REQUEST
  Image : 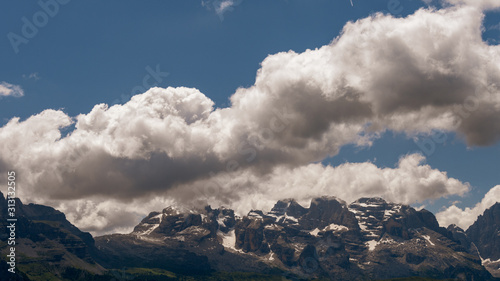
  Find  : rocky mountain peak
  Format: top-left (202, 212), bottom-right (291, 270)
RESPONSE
top-left (269, 198), bottom-right (307, 218)
top-left (447, 224), bottom-right (472, 255)
top-left (310, 195), bottom-right (346, 206)
top-left (162, 206), bottom-right (181, 216)
top-left (463, 202), bottom-right (500, 278)
top-left (0, 195), bottom-right (100, 279)
top-left (467, 202), bottom-right (500, 261)
top-left (353, 197), bottom-right (387, 205)
top-left (300, 196), bottom-right (356, 231)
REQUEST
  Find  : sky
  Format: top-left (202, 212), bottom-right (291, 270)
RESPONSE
top-left (0, 0), bottom-right (499, 235)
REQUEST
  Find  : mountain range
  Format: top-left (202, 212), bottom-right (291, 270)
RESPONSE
top-left (0, 191), bottom-right (499, 280)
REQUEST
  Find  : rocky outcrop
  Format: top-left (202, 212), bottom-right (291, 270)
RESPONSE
top-left (467, 203), bottom-right (500, 261)
top-left (466, 202), bottom-right (500, 278)
top-left (0, 192), bottom-right (104, 280)
top-left (301, 196), bottom-right (358, 230)
top-left (448, 224), bottom-right (473, 253)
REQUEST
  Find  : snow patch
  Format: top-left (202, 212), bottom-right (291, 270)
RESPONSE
top-left (383, 205), bottom-right (402, 221)
top-left (217, 217), bottom-right (226, 228)
top-left (353, 203), bottom-right (382, 208)
top-left (141, 224), bottom-right (159, 236)
top-left (482, 258), bottom-right (500, 264)
top-left (267, 251), bottom-right (275, 261)
top-left (379, 237), bottom-right (396, 244)
top-left (265, 224), bottom-right (282, 230)
top-left (325, 223), bottom-right (348, 232)
top-left (422, 235), bottom-right (435, 246)
top-left (218, 230), bottom-right (244, 253)
top-left (163, 206), bottom-right (180, 215)
top-left (137, 235), bottom-right (162, 243)
top-left (308, 223), bottom-right (348, 236)
top-left (309, 228), bottom-right (321, 236)
top-left (358, 220), bottom-right (368, 231)
top-left (248, 211), bottom-right (263, 219)
top-left (153, 213), bottom-right (163, 223)
top-left (366, 240), bottom-right (378, 251)
top-left (285, 214), bottom-right (298, 223)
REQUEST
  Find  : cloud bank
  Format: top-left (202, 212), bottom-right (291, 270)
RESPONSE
top-left (443, 0), bottom-right (500, 10)
top-left (168, 153), bottom-right (470, 214)
top-left (52, 153), bottom-right (470, 236)
top-left (0, 5), bottom-right (499, 233)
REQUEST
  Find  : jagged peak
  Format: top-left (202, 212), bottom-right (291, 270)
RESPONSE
top-left (247, 209), bottom-right (265, 218)
top-left (350, 197), bottom-right (388, 206)
top-left (310, 196), bottom-right (347, 206)
top-left (162, 206), bottom-right (181, 216)
top-left (269, 198), bottom-right (305, 214)
top-left (447, 224), bottom-right (465, 233)
top-left (488, 202), bottom-right (500, 210)
top-left (142, 211), bottom-right (162, 221)
top-left (216, 205), bottom-right (231, 211)
top-left (276, 198), bottom-right (296, 204)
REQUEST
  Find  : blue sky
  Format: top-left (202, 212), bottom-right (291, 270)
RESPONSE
top-left (1, 0), bottom-right (435, 118)
top-left (1, 0), bottom-right (500, 234)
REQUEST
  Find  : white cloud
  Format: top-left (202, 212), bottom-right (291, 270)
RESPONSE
top-left (436, 185), bottom-right (500, 229)
top-left (0, 5), bottom-right (499, 234)
top-left (0, 82), bottom-right (24, 98)
top-left (202, 0), bottom-right (242, 18)
top-left (169, 153), bottom-right (470, 218)
top-left (55, 196), bottom-right (178, 236)
top-left (443, 0), bottom-right (500, 10)
top-left (53, 153), bottom-right (470, 235)
top-left (216, 0), bottom-right (236, 14)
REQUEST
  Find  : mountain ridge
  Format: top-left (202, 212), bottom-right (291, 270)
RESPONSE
top-left (95, 196), bottom-right (495, 280)
top-left (1, 191), bottom-right (498, 280)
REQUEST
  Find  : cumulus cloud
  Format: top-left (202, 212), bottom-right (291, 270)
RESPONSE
top-left (168, 153), bottom-right (470, 216)
top-left (52, 153), bottom-right (469, 235)
top-left (0, 82), bottom-right (24, 98)
top-left (0, 5), bottom-right (499, 233)
top-left (436, 185), bottom-right (500, 229)
top-left (55, 196), bottom-right (178, 236)
top-left (443, 0), bottom-right (500, 10)
top-left (232, 6), bottom-right (500, 146)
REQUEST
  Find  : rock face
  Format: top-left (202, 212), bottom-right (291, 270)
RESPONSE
top-left (467, 203), bottom-right (500, 260)
top-left (95, 196), bottom-right (494, 280)
top-left (448, 224), bottom-right (472, 252)
top-left (466, 202), bottom-right (500, 278)
top-left (0, 192), bottom-right (104, 280)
